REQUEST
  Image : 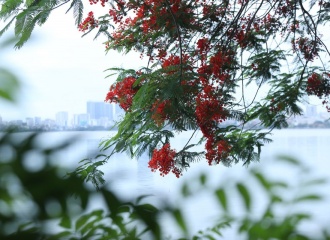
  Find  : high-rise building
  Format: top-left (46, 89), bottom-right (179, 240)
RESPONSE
top-left (303, 96), bottom-right (317, 117)
top-left (306, 105), bottom-right (317, 117)
top-left (113, 103), bottom-right (125, 121)
top-left (26, 117), bottom-right (34, 127)
top-left (73, 114), bottom-right (89, 127)
top-left (43, 119), bottom-right (56, 128)
top-left (87, 101), bottom-right (113, 121)
top-left (56, 111), bottom-right (69, 127)
top-left (34, 117), bottom-right (41, 126)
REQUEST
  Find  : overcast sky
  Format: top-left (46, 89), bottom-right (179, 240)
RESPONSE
top-left (0, 6), bottom-right (147, 121)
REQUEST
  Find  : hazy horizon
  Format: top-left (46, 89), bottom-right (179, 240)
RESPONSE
top-left (0, 7), bottom-right (147, 121)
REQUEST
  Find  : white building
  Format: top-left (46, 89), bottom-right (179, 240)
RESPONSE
top-left (56, 111), bottom-right (69, 127)
top-left (26, 117), bottom-right (34, 127)
top-left (73, 114), bottom-right (89, 127)
top-left (305, 105), bottom-right (317, 117)
top-left (113, 103), bottom-right (125, 121)
top-left (34, 117), bottom-right (42, 126)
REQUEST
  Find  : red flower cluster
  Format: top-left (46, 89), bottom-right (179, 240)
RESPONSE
top-left (306, 72), bottom-right (330, 112)
top-left (205, 137), bottom-right (230, 165)
top-left (148, 143), bottom-right (181, 177)
top-left (275, 0), bottom-right (295, 17)
top-left (162, 54), bottom-right (181, 68)
top-left (195, 84), bottom-right (230, 164)
top-left (151, 100), bottom-right (170, 126)
top-left (197, 50), bottom-right (233, 86)
top-left (197, 38), bottom-right (210, 54)
top-left (105, 76), bottom-right (138, 111)
top-left (162, 54), bottom-right (189, 70)
top-left (292, 37), bottom-right (319, 61)
top-left (262, 14), bottom-right (281, 32)
top-left (78, 12), bottom-right (98, 32)
top-left (209, 51), bottom-right (232, 82)
top-left (196, 91), bottom-right (225, 137)
top-left (306, 73), bottom-right (330, 97)
top-left (234, 29), bottom-right (248, 48)
top-left (85, 0), bottom-right (329, 176)
top-left (307, 73), bottom-right (323, 97)
top-left (269, 98), bottom-right (285, 113)
top-left (89, 0), bottom-right (107, 7)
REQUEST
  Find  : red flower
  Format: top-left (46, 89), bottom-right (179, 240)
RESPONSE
top-left (306, 72), bottom-right (330, 112)
top-left (292, 37), bottom-right (319, 61)
top-left (78, 12), bottom-right (98, 32)
top-left (195, 84), bottom-right (227, 137)
top-left (162, 55), bottom-right (181, 68)
top-left (148, 143), bottom-right (180, 177)
top-left (197, 38), bottom-right (209, 53)
top-left (105, 76), bottom-right (139, 111)
top-left (161, 54), bottom-right (190, 75)
top-left (205, 137), bottom-right (230, 165)
top-left (306, 73), bottom-right (330, 97)
top-left (151, 100), bottom-right (170, 126)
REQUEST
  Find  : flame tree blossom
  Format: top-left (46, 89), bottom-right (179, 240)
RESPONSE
top-left (2, 0), bottom-right (329, 177)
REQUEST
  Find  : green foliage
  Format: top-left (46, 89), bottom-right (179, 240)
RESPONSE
top-left (0, 0), bottom-right (81, 48)
top-left (1, 0), bottom-right (330, 176)
top-left (1, 6), bottom-right (330, 238)
top-left (1, 129), bottom-right (330, 239)
top-left (0, 67), bottom-right (19, 101)
top-left (245, 50), bottom-right (286, 84)
top-left (72, 155), bottom-right (108, 190)
top-left (0, 38), bottom-right (20, 102)
top-left (65, 0), bottom-right (84, 26)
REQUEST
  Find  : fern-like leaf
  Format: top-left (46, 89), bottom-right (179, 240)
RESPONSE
top-left (0, 15), bottom-right (16, 37)
top-left (14, 11), bottom-right (37, 49)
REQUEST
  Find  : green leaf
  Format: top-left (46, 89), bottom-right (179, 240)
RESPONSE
top-left (35, 10), bottom-right (50, 26)
top-left (303, 178), bottom-right (328, 187)
top-left (215, 188), bottom-right (228, 212)
top-left (59, 215), bottom-right (72, 229)
top-left (293, 194), bottom-right (322, 203)
top-left (14, 11), bottom-right (37, 49)
top-left (181, 183), bottom-right (191, 197)
top-left (117, 205), bottom-right (131, 214)
top-left (0, 0), bottom-right (23, 19)
top-left (72, 0), bottom-right (84, 26)
top-left (252, 171), bottom-right (271, 191)
top-left (236, 183), bottom-right (251, 212)
top-left (199, 173), bottom-right (207, 185)
top-left (14, 10), bottom-right (27, 35)
top-left (51, 231), bottom-right (72, 239)
top-left (75, 214), bottom-right (90, 231)
top-left (271, 181), bottom-right (288, 189)
top-left (135, 194), bottom-right (153, 204)
top-left (0, 67), bottom-right (20, 102)
top-left (172, 209), bottom-right (188, 236)
top-left (0, 16), bottom-right (16, 37)
top-left (270, 194), bottom-right (283, 203)
top-left (276, 155), bottom-right (301, 166)
top-left (80, 216), bottom-right (103, 236)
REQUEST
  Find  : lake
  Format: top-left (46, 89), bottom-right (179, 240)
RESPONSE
top-left (20, 129), bottom-right (330, 238)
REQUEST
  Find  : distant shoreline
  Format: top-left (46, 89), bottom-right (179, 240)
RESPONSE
top-left (1, 125), bottom-right (330, 133)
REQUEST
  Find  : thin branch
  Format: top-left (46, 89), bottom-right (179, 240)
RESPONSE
top-left (164, 0), bottom-right (183, 82)
top-left (50, 0), bottom-right (70, 11)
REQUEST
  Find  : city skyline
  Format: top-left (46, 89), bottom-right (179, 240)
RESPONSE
top-left (0, 101), bottom-right (124, 126)
top-left (1, 11), bottom-right (328, 125)
top-left (0, 7), bottom-right (148, 122)
top-left (1, 100), bottom-right (328, 129)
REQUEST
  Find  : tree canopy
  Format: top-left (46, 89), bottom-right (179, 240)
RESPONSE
top-left (1, 0), bottom-right (330, 178)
